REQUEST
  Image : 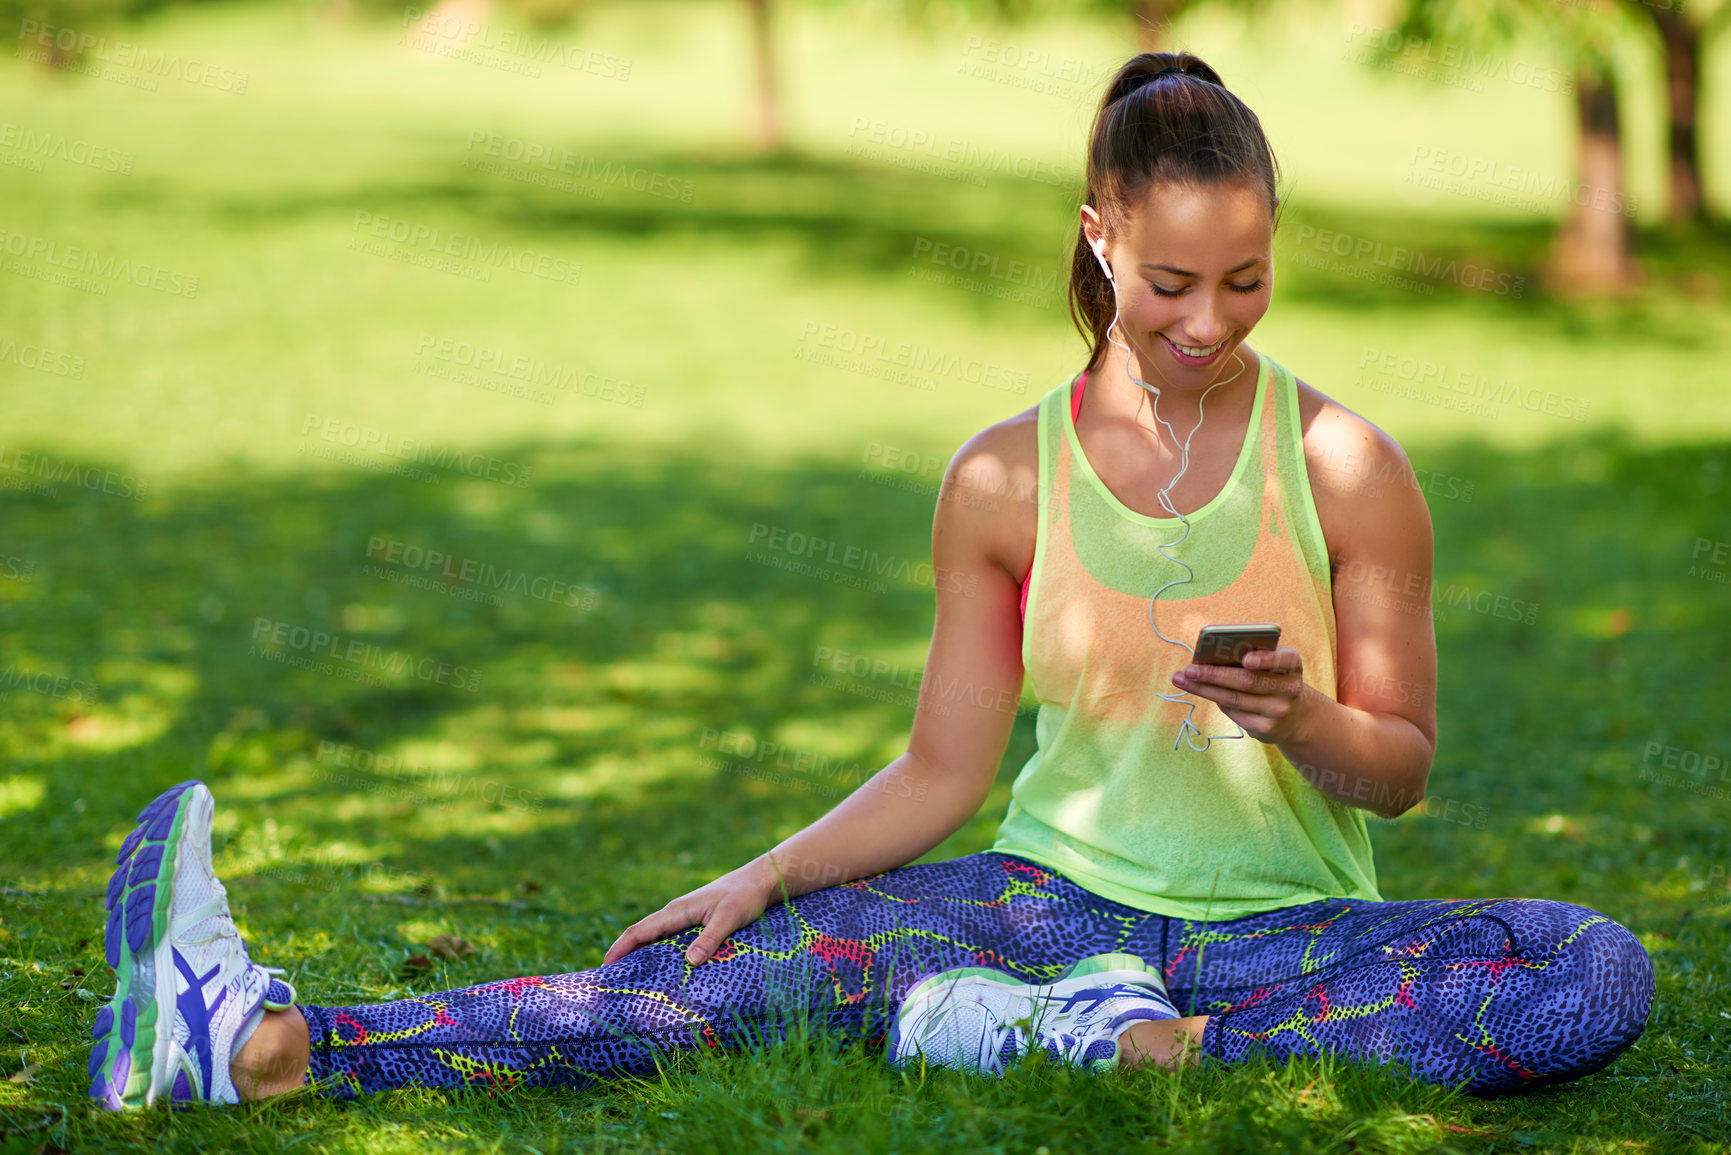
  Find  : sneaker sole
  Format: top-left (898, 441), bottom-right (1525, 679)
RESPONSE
top-left (886, 952), bottom-right (1168, 1065)
top-left (89, 780), bottom-right (207, 1110)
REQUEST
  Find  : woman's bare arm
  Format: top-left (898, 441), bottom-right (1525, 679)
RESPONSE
top-left (1168, 393), bottom-right (1439, 819)
top-left (605, 415), bottom-right (1039, 964)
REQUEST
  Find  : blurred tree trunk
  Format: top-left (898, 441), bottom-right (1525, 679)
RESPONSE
top-left (745, 0), bottom-right (784, 152)
top-left (1648, 6), bottom-right (1702, 222)
top-left (1550, 68), bottom-right (1637, 291)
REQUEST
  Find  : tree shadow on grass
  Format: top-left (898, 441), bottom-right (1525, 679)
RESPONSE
top-left (82, 144), bottom-right (1731, 340)
top-left (2, 425), bottom-right (1728, 1150)
top-left (0, 421), bottom-right (1722, 909)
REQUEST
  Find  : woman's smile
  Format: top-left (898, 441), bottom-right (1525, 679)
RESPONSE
top-left (1160, 331), bottom-right (1232, 367)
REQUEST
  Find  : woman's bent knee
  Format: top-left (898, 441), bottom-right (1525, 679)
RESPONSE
top-left (1490, 903), bottom-right (1654, 1093)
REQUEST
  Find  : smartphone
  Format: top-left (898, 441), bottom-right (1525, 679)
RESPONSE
top-left (1191, 623), bottom-right (1281, 667)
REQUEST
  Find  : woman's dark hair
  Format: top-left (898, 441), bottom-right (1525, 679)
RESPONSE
top-left (1067, 52), bottom-right (1281, 371)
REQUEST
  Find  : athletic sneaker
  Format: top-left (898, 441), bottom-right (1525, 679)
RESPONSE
top-left (89, 780), bottom-right (298, 1109)
top-left (886, 952), bottom-right (1178, 1076)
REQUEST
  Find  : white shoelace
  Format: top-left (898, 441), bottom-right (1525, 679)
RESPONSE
top-left (172, 899), bottom-right (288, 985)
top-left (978, 1015), bottom-right (1021, 1077)
top-left (973, 995), bottom-right (1117, 1074)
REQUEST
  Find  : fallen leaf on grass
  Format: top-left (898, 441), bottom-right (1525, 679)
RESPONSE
top-left (427, 934), bottom-right (477, 960)
top-left (401, 955), bottom-right (434, 974)
top-left (8, 1063), bottom-right (40, 1084)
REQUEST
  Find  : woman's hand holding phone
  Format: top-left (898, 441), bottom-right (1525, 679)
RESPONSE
top-left (1172, 625), bottom-right (1313, 744)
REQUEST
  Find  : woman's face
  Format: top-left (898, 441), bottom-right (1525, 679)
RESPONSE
top-left (1084, 180), bottom-right (1274, 387)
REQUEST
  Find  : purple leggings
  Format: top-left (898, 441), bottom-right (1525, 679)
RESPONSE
top-left (299, 852), bottom-right (1653, 1098)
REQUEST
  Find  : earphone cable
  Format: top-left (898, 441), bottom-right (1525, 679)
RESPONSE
top-left (1101, 310), bottom-right (1249, 752)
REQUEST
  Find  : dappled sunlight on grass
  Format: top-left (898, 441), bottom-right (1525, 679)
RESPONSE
top-left (0, 775), bottom-right (46, 820)
top-left (3, 367), bottom-right (1727, 1153)
top-left (1, 2), bottom-right (1727, 1149)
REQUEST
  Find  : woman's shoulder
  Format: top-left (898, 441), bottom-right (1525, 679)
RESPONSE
top-left (1282, 364), bottom-right (1432, 570)
top-left (948, 398), bottom-right (1042, 494)
top-left (1286, 366), bottom-right (1419, 501)
top-left (932, 397), bottom-right (1044, 583)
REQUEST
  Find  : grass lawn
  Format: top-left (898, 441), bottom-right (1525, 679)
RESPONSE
top-left (1, 1), bottom-right (1729, 1151)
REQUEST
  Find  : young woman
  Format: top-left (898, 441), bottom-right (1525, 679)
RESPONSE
top-left (88, 51), bottom-right (1654, 1110)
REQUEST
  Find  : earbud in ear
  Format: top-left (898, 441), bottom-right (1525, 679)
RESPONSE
top-left (1092, 243), bottom-right (1114, 282)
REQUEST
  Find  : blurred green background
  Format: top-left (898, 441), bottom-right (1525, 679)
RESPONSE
top-left (1, 0), bottom-right (1729, 1151)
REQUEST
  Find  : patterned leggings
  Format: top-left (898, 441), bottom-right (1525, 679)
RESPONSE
top-left (299, 853), bottom-right (1654, 1098)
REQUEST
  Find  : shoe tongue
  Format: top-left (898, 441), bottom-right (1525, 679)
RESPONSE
top-left (996, 1031), bottom-right (1022, 1069)
top-left (262, 977), bottom-right (297, 1010)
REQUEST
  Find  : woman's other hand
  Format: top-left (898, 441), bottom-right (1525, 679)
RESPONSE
top-left (603, 859), bottom-right (778, 967)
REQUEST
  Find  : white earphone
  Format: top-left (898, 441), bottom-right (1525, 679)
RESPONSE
top-left (1087, 230), bottom-right (1248, 754)
top-left (1091, 239), bottom-right (1114, 282)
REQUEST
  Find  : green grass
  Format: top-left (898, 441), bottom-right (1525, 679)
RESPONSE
top-left (1, 1), bottom-right (1729, 1152)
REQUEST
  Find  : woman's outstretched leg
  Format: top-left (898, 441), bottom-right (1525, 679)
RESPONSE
top-left (289, 854), bottom-right (1160, 1097)
top-left (92, 779), bottom-right (1175, 1105)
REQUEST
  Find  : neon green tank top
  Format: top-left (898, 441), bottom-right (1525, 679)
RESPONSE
top-left (990, 353), bottom-right (1382, 920)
